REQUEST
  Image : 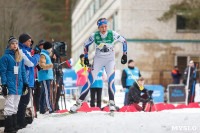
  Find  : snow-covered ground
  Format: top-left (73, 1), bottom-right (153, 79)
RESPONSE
top-left (1, 90), bottom-right (200, 133)
top-left (16, 108), bottom-right (200, 133)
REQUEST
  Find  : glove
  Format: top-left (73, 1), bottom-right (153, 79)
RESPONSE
top-left (23, 84), bottom-right (29, 95)
top-left (121, 54), bottom-right (127, 64)
top-left (1, 85), bottom-right (8, 98)
top-left (84, 57), bottom-right (89, 66)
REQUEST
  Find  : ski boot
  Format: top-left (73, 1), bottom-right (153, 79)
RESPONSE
top-left (70, 99), bottom-right (83, 113)
top-left (109, 100), bottom-right (116, 116)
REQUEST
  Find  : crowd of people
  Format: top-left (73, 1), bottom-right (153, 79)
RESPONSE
top-left (0, 17), bottom-right (198, 133)
top-left (0, 34), bottom-right (65, 132)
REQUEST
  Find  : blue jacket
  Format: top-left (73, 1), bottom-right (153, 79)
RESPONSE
top-left (19, 43), bottom-right (40, 87)
top-left (90, 68), bottom-right (104, 88)
top-left (37, 49), bottom-right (54, 81)
top-left (0, 49), bottom-right (28, 95)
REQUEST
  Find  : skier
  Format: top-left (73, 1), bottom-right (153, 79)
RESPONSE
top-left (127, 77), bottom-right (153, 111)
top-left (70, 18), bottom-right (127, 112)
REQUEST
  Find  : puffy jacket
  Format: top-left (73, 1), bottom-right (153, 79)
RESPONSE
top-left (0, 49), bottom-right (28, 95)
top-left (75, 59), bottom-right (88, 86)
top-left (18, 43), bottom-right (40, 87)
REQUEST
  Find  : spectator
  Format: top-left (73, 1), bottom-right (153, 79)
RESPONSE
top-left (183, 60), bottom-right (197, 104)
top-left (75, 54), bottom-right (88, 97)
top-left (33, 40), bottom-right (45, 112)
top-left (171, 66), bottom-right (182, 84)
top-left (121, 59), bottom-right (141, 106)
top-left (127, 77), bottom-right (153, 111)
top-left (17, 33), bottom-right (40, 129)
top-left (0, 36), bottom-right (28, 132)
top-left (38, 42), bottom-right (54, 114)
top-left (90, 67), bottom-right (104, 108)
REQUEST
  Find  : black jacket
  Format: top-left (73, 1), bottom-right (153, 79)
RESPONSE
top-left (183, 66), bottom-right (195, 85)
top-left (127, 82), bottom-right (149, 105)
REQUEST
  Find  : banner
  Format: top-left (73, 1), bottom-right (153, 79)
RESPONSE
top-left (167, 84), bottom-right (185, 103)
top-left (62, 68), bottom-right (77, 94)
top-left (195, 83), bottom-right (200, 102)
top-left (144, 85), bottom-right (164, 103)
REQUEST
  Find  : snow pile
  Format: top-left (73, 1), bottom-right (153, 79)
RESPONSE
top-left (17, 108), bottom-right (200, 133)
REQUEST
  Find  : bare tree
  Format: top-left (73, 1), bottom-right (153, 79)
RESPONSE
top-left (0, 0), bottom-right (45, 56)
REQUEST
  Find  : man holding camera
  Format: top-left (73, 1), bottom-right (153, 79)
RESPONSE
top-left (17, 33), bottom-right (40, 129)
top-left (127, 77), bottom-right (153, 111)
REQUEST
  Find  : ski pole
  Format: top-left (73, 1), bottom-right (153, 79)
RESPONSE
top-left (185, 65), bottom-right (191, 105)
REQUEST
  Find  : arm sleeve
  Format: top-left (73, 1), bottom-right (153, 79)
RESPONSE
top-left (21, 60), bottom-right (28, 84)
top-left (83, 33), bottom-right (95, 57)
top-left (39, 55), bottom-right (53, 70)
top-left (19, 48), bottom-right (40, 67)
top-left (113, 31), bottom-right (127, 53)
top-left (121, 70), bottom-right (127, 88)
top-left (0, 56), bottom-right (8, 85)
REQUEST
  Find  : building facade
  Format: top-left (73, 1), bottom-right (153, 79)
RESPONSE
top-left (71, 0), bottom-right (200, 87)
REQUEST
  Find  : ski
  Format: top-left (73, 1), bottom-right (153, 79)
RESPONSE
top-left (50, 111), bottom-right (87, 117)
top-left (109, 111), bottom-right (114, 117)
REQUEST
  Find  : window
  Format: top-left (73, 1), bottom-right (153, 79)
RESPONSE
top-left (176, 15), bottom-right (200, 32)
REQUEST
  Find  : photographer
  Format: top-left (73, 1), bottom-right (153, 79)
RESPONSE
top-left (38, 42), bottom-right (54, 114)
top-left (127, 77), bottom-right (153, 111)
top-left (0, 37), bottom-right (28, 132)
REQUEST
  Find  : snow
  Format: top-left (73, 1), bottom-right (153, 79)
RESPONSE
top-left (16, 108), bottom-right (200, 133)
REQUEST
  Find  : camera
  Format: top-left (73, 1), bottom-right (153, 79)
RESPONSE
top-left (53, 42), bottom-right (67, 58)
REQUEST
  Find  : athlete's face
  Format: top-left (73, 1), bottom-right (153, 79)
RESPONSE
top-left (98, 24), bottom-right (107, 34)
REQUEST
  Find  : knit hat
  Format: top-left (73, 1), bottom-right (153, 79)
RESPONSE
top-left (19, 33), bottom-right (31, 44)
top-left (128, 59), bottom-right (134, 64)
top-left (8, 36), bottom-right (18, 46)
top-left (43, 42), bottom-right (52, 50)
top-left (38, 40), bottom-right (45, 46)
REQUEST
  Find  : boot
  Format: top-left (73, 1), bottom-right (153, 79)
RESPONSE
top-left (70, 99), bottom-right (83, 113)
top-left (4, 115), bottom-right (15, 133)
top-left (109, 100), bottom-right (116, 112)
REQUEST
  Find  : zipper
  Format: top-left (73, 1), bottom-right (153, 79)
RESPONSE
top-left (16, 62), bottom-right (19, 95)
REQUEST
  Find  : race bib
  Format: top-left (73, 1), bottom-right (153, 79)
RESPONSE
top-left (14, 66), bottom-right (19, 74)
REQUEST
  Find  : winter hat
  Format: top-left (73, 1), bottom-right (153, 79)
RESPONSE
top-left (19, 33), bottom-right (31, 44)
top-left (8, 36), bottom-right (18, 46)
top-left (189, 60), bottom-right (194, 64)
top-left (38, 40), bottom-right (45, 46)
top-left (128, 59), bottom-right (134, 64)
top-left (43, 42), bottom-right (52, 50)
